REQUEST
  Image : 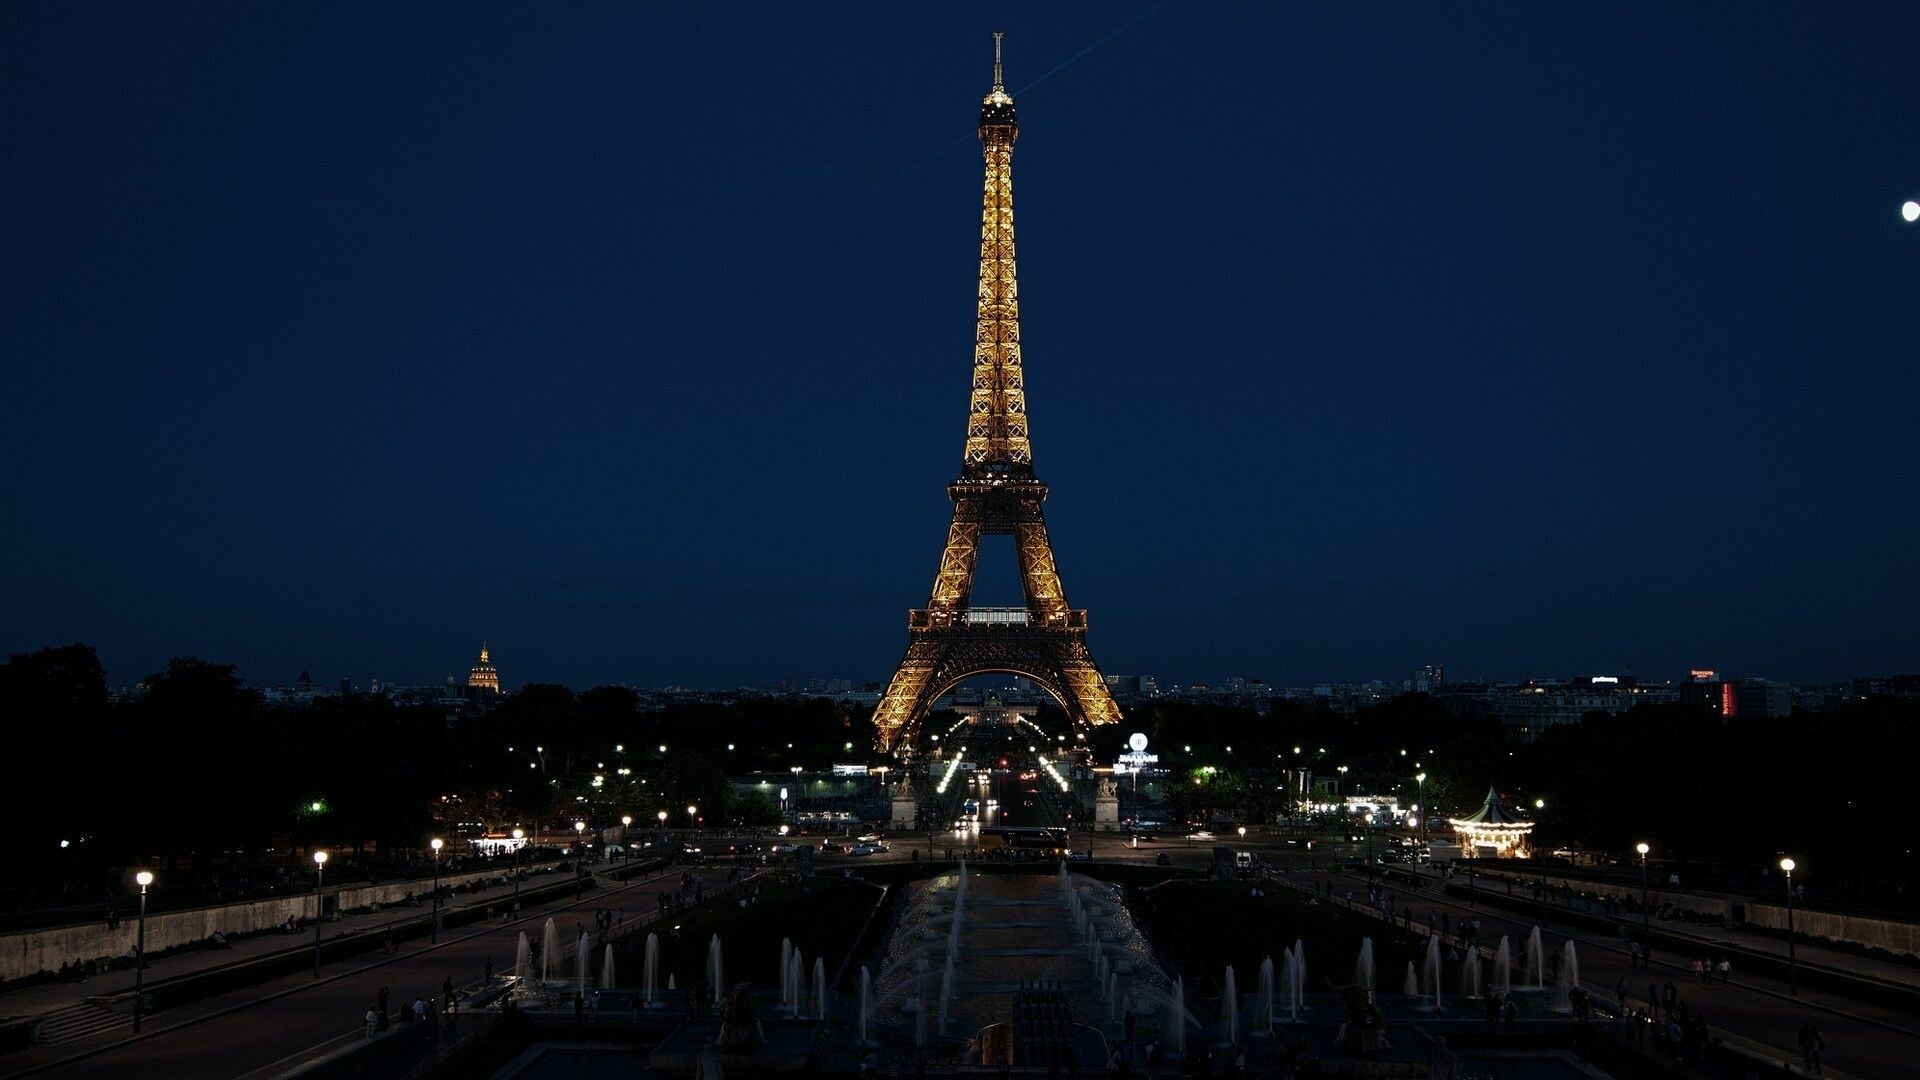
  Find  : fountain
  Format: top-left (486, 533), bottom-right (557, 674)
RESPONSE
top-left (780, 938), bottom-right (793, 1007)
top-left (1171, 979), bottom-right (1186, 1055)
top-left (514, 932), bottom-right (532, 981)
top-left (1554, 941), bottom-right (1580, 1013)
top-left (937, 956), bottom-right (954, 1032)
top-left (1256, 956), bottom-right (1275, 1034)
top-left (643, 933), bottom-right (659, 1005)
top-left (789, 948), bottom-right (806, 1017)
top-left (1423, 935), bottom-right (1443, 1012)
top-left (1354, 936), bottom-right (1376, 990)
top-left (707, 934), bottom-right (724, 1004)
top-left (1289, 941), bottom-right (1306, 1019)
top-left (602, 943), bottom-right (617, 990)
top-left (1401, 962), bottom-right (1418, 997)
top-left (576, 931), bottom-right (588, 999)
top-left (1525, 926), bottom-right (1545, 990)
top-left (814, 957), bottom-right (826, 1021)
top-left (1281, 949), bottom-right (1299, 1022)
top-left (1222, 966), bottom-right (1238, 1044)
top-left (858, 965), bottom-right (871, 1043)
top-left (1495, 936), bottom-right (1513, 996)
top-left (541, 919), bottom-right (559, 981)
top-left (1461, 949), bottom-right (1482, 999)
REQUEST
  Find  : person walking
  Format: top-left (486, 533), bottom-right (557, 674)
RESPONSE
top-left (1716, 957), bottom-right (1730, 984)
top-left (364, 1007), bottom-right (377, 1037)
top-left (1799, 1022), bottom-right (1824, 1075)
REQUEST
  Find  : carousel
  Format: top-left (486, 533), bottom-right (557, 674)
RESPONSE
top-left (1448, 786), bottom-right (1534, 858)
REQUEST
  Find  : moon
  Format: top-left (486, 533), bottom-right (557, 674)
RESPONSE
top-left (1904, 200), bottom-right (1920, 223)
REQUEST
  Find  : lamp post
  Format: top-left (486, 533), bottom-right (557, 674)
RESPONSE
top-left (133, 871), bottom-right (153, 1032)
top-left (311, 851), bottom-right (328, 978)
top-left (429, 838), bottom-right (443, 943)
top-left (1781, 857), bottom-right (1799, 996)
top-left (657, 809), bottom-right (668, 848)
top-left (574, 821), bottom-right (587, 898)
top-left (510, 828), bottom-right (524, 911)
top-left (1636, 843), bottom-right (1651, 946)
top-left (687, 805), bottom-right (699, 831)
top-left (621, 815), bottom-right (633, 873)
top-left (1414, 773), bottom-right (1427, 851)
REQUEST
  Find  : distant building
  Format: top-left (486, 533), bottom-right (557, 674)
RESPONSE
top-left (1413, 664), bottom-right (1446, 692)
top-left (467, 644), bottom-right (501, 695)
top-left (1679, 672), bottom-right (1794, 718)
top-left (1853, 674), bottom-right (1920, 701)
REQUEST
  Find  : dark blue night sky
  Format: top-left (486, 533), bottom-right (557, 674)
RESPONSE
top-left (4, 5), bottom-right (1918, 690)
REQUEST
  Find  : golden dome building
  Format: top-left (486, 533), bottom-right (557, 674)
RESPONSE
top-left (467, 644), bottom-right (501, 695)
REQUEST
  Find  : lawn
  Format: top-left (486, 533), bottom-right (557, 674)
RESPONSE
top-left (1140, 882), bottom-right (1428, 990)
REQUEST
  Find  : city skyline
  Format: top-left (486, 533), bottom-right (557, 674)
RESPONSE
top-left (6, 7), bottom-right (1919, 690)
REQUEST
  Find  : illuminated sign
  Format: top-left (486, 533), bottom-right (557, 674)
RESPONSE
top-left (831, 764), bottom-right (869, 777)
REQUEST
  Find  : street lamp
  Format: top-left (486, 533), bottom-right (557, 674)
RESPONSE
top-left (511, 828), bottom-right (525, 910)
top-left (311, 850), bottom-right (329, 978)
top-left (133, 871), bottom-right (153, 1032)
top-left (1781, 857), bottom-right (1799, 995)
top-left (1636, 843), bottom-right (1651, 946)
top-left (1414, 773), bottom-right (1427, 850)
top-left (574, 821), bottom-right (588, 898)
top-left (621, 815), bottom-right (633, 872)
top-left (686, 804), bottom-right (699, 829)
top-left (429, 838), bottom-right (444, 943)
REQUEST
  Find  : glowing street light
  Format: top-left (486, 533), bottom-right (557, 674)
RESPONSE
top-left (1636, 842), bottom-right (1652, 945)
top-left (133, 870), bottom-right (154, 1031)
top-left (1781, 856), bottom-right (1800, 995)
top-left (1904, 200), bottom-right (1919, 223)
top-left (311, 850), bottom-right (329, 978)
top-left (429, 838), bottom-right (444, 943)
top-left (511, 828), bottom-right (525, 909)
top-left (574, 821), bottom-right (588, 897)
top-left (621, 815), bottom-right (634, 871)
top-left (1414, 772), bottom-right (1428, 848)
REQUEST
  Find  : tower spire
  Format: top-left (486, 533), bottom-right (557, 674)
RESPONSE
top-left (967, 32), bottom-right (1028, 474)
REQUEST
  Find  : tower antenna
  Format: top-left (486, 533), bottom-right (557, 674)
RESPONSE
top-left (993, 31), bottom-right (1005, 91)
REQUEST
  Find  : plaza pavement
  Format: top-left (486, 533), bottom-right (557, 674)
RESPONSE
top-left (0, 860), bottom-right (738, 1080)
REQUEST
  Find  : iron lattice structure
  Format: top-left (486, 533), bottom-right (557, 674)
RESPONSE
top-left (871, 36), bottom-right (1123, 756)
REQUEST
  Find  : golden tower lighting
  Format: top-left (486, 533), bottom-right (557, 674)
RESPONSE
top-left (869, 34), bottom-right (1122, 757)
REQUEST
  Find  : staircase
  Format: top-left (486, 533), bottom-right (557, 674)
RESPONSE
top-left (31, 1000), bottom-right (130, 1045)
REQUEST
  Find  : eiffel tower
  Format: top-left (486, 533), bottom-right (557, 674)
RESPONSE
top-left (871, 34), bottom-right (1123, 756)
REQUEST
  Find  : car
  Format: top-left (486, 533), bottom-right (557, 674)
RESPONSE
top-left (1066, 851), bottom-right (1091, 861)
top-left (820, 840), bottom-right (846, 853)
top-left (856, 833), bottom-right (882, 843)
top-left (1186, 831), bottom-right (1215, 841)
top-left (849, 844), bottom-right (879, 856)
top-left (770, 843), bottom-right (799, 854)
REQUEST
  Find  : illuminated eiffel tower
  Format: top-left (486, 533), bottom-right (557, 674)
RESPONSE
top-left (871, 34), bottom-right (1122, 756)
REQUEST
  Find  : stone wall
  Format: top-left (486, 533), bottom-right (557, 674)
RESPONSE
top-left (1744, 903), bottom-right (1920, 959)
top-left (1, 865), bottom-right (539, 984)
